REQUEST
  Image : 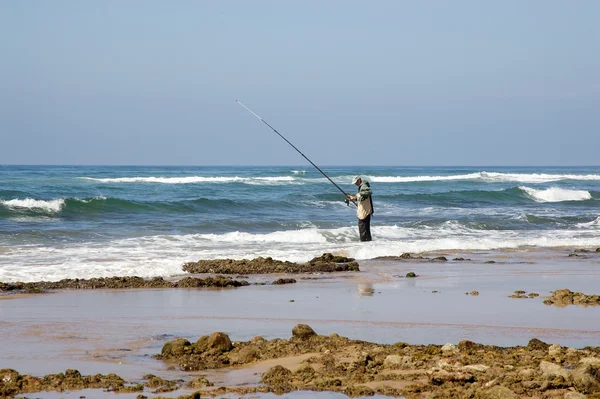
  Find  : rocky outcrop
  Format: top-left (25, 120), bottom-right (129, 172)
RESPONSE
top-left (182, 253), bottom-right (359, 274)
top-left (0, 276), bottom-right (249, 294)
top-left (543, 289), bottom-right (600, 306)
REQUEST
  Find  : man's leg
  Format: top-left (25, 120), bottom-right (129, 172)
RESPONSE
top-left (358, 215), bottom-right (371, 242)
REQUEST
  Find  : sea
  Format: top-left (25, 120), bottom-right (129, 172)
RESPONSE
top-left (1, 165), bottom-right (599, 283)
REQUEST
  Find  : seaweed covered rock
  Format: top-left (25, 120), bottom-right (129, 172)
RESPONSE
top-left (161, 338), bottom-right (192, 358)
top-left (261, 365), bottom-right (292, 384)
top-left (292, 324), bottom-right (317, 340)
top-left (543, 289), bottom-right (600, 306)
top-left (205, 332), bottom-right (233, 353)
top-left (0, 276), bottom-right (249, 294)
top-left (182, 253), bottom-right (359, 274)
top-left (527, 338), bottom-right (549, 351)
top-left (0, 369), bottom-right (142, 395)
top-left (272, 278), bottom-right (297, 285)
top-left (571, 363), bottom-right (600, 393)
top-left (151, 329), bottom-right (600, 398)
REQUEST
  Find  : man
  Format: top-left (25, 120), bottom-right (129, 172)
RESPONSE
top-left (346, 176), bottom-right (373, 242)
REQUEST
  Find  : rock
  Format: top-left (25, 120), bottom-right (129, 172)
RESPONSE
top-left (383, 355), bottom-right (412, 368)
top-left (433, 256), bottom-right (447, 261)
top-left (571, 364), bottom-right (600, 394)
top-left (206, 332), bottom-right (232, 353)
top-left (292, 324), bottom-right (316, 340)
top-left (470, 291), bottom-right (479, 296)
top-left (528, 292), bottom-right (539, 298)
top-left (261, 365), bottom-right (292, 385)
top-left (437, 360), bottom-right (454, 370)
top-left (229, 346), bottom-right (259, 364)
top-left (441, 343), bottom-right (458, 353)
top-left (0, 369), bottom-right (20, 398)
top-left (539, 360), bottom-right (569, 379)
top-left (272, 278), bottom-right (296, 285)
top-left (564, 392), bottom-right (587, 399)
top-left (579, 357), bottom-right (600, 366)
top-left (406, 272), bottom-right (417, 278)
top-left (544, 288), bottom-right (600, 307)
top-left (519, 368), bottom-right (536, 378)
top-left (478, 385), bottom-right (518, 399)
top-left (250, 336), bottom-right (267, 345)
top-left (186, 377), bottom-right (213, 388)
top-left (548, 344), bottom-right (562, 357)
top-left (183, 253), bottom-right (359, 274)
top-left (484, 379), bottom-right (498, 388)
top-left (428, 369), bottom-right (475, 384)
top-left (522, 380), bottom-right (540, 389)
top-left (458, 340), bottom-right (479, 349)
top-left (463, 364), bottom-right (489, 372)
top-left (383, 355), bottom-right (402, 367)
top-left (528, 338), bottom-right (550, 351)
top-left (161, 339), bottom-right (192, 358)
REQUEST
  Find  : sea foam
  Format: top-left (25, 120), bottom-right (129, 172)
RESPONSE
top-left (81, 176), bottom-right (296, 184)
top-left (0, 198), bottom-right (65, 212)
top-left (519, 186), bottom-right (592, 202)
top-left (369, 172), bottom-right (600, 184)
top-left (3, 224), bottom-right (600, 283)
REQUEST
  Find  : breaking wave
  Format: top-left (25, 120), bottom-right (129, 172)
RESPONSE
top-left (0, 198), bottom-right (66, 213)
top-left (519, 187), bottom-right (592, 203)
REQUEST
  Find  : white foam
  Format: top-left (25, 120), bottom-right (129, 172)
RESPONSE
top-left (80, 176), bottom-right (296, 185)
top-left (369, 173), bottom-right (481, 183)
top-left (519, 186), bottom-right (592, 202)
top-left (367, 172), bottom-right (600, 184)
top-left (0, 198), bottom-right (65, 213)
top-left (3, 224), bottom-right (600, 282)
top-left (80, 172), bottom-right (600, 185)
top-left (576, 217), bottom-right (600, 228)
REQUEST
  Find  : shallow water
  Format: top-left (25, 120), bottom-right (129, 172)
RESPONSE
top-left (2, 252), bottom-right (600, 386)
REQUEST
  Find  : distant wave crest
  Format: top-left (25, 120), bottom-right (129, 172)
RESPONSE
top-left (79, 172), bottom-right (600, 185)
top-left (80, 176), bottom-right (296, 184)
top-left (369, 172), bottom-right (600, 184)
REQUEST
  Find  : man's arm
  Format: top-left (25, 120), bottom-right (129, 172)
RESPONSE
top-left (356, 184), bottom-right (372, 202)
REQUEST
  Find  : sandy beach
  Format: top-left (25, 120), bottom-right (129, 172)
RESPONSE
top-left (1, 248), bottom-right (600, 398)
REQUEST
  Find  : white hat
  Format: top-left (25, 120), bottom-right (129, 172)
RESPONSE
top-left (352, 176), bottom-right (361, 184)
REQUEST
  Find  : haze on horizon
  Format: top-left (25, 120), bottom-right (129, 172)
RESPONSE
top-left (1, 1), bottom-right (599, 166)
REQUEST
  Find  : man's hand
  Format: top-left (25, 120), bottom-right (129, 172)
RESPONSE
top-left (346, 195), bottom-right (355, 201)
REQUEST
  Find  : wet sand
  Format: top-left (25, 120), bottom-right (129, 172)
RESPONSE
top-left (2, 248), bottom-right (600, 397)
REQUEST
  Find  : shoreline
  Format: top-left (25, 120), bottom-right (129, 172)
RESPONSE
top-left (2, 249), bottom-right (600, 397)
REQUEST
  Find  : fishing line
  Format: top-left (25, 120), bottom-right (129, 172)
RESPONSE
top-left (237, 100), bottom-right (356, 206)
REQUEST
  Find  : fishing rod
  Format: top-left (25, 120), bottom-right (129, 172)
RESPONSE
top-left (236, 100), bottom-right (356, 207)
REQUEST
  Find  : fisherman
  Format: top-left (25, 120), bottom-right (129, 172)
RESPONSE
top-left (346, 176), bottom-right (374, 242)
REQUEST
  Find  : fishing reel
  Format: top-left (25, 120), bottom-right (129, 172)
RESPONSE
top-left (344, 197), bottom-right (350, 206)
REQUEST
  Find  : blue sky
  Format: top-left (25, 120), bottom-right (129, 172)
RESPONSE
top-left (1, 1), bottom-right (599, 165)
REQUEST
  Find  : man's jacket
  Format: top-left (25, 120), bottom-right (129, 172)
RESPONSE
top-left (356, 181), bottom-right (373, 220)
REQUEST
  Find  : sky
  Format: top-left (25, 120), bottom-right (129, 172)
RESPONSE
top-left (1, 1), bottom-right (599, 166)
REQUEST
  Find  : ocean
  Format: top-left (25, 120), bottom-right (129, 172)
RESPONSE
top-left (1, 165), bottom-right (599, 282)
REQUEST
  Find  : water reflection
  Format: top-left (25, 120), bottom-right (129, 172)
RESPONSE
top-left (358, 283), bottom-right (374, 297)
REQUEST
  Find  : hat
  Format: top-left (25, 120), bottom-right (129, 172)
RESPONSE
top-left (352, 176), bottom-right (361, 184)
